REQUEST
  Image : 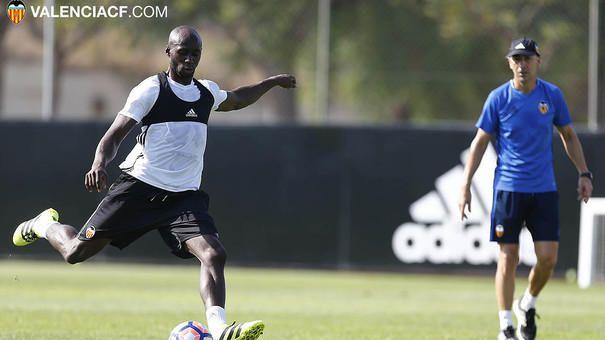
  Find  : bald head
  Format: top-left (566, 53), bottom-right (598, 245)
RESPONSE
top-left (165, 26), bottom-right (203, 85)
top-left (168, 26), bottom-right (202, 49)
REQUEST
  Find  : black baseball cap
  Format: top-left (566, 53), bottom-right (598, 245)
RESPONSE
top-left (506, 38), bottom-right (540, 57)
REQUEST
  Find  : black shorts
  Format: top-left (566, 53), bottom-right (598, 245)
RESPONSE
top-left (78, 172), bottom-right (217, 258)
top-left (490, 190), bottom-right (559, 243)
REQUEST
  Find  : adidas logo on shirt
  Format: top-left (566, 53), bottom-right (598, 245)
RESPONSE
top-left (185, 109), bottom-right (198, 118)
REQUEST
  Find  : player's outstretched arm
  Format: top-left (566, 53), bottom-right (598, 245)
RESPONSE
top-left (84, 114), bottom-right (138, 192)
top-left (458, 128), bottom-right (491, 220)
top-left (216, 74), bottom-right (296, 112)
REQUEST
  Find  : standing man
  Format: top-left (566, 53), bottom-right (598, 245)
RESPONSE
top-left (458, 38), bottom-right (593, 340)
top-left (12, 26), bottom-right (296, 340)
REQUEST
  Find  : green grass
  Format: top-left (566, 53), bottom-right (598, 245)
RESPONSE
top-left (1, 261), bottom-right (604, 339)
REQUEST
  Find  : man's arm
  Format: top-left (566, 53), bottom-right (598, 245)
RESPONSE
top-left (458, 128), bottom-right (492, 220)
top-left (216, 74), bottom-right (296, 112)
top-left (556, 124), bottom-right (593, 202)
top-left (84, 114), bottom-right (138, 192)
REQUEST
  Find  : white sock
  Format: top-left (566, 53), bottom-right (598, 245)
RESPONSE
top-left (499, 310), bottom-right (513, 330)
top-left (520, 289), bottom-right (537, 310)
top-left (206, 305), bottom-right (227, 338)
top-left (34, 220), bottom-right (59, 239)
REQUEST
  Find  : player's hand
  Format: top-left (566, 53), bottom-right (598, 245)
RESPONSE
top-left (85, 166), bottom-right (108, 192)
top-left (270, 74), bottom-right (296, 89)
top-left (578, 177), bottom-right (593, 203)
top-left (458, 186), bottom-right (472, 221)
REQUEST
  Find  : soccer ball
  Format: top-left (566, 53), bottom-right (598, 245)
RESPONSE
top-left (168, 321), bottom-right (213, 340)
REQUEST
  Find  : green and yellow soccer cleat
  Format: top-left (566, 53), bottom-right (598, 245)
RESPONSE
top-left (12, 208), bottom-right (59, 246)
top-left (218, 320), bottom-right (264, 340)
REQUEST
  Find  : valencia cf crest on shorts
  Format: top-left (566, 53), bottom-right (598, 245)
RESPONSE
top-left (538, 100), bottom-right (549, 114)
top-left (495, 224), bottom-right (504, 238)
top-left (85, 226), bottom-right (96, 239)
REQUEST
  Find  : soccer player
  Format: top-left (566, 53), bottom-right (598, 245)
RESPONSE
top-left (12, 26), bottom-right (296, 340)
top-left (458, 38), bottom-right (593, 340)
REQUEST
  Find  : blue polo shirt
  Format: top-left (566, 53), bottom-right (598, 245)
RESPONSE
top-left (476, 79), bottom-right (572, 192)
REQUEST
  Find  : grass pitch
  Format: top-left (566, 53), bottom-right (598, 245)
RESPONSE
top-left (1, 260), bottom-right (604, 339)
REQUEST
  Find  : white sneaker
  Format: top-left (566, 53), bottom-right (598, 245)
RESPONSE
top-left (513, 299), bottom-right (537, 340)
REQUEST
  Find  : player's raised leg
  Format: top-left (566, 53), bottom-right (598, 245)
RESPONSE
top-left (46, 222), bottom-right (111, 264)
top-left (13, 208), bottom-right (59, 246)
top-left (185, 235), bottom-right (264, 340)
top-left (13, 208), bottom-right (110, 264)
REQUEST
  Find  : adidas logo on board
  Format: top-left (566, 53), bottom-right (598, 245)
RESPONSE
top-left (391, 144), bottom-right (536, 266)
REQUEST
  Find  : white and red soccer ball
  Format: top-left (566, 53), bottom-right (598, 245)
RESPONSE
top-left (169, 321), bottom-right (212, 340)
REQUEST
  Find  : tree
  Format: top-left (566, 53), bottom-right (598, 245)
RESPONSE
top-left (315, 0), bottom-right (590, 123)
top-left (422, 0), bottom-right (590, 122)
top-left (24, 0), bottom-right (113, 119)
top-left (202, 1), bottom-right (315, 122)
top-left (123, 0), bottom-right (316, 123)
top-left (330, 0), bottom-right (454, 122)
top-left (7, 0), bottom-right (594, 124)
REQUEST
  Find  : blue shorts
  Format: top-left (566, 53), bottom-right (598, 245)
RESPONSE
top-left (490, 190), bottom-right (559, 243)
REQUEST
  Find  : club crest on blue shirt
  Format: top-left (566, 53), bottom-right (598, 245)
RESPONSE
top-left (538, 101), bottom-right (549, 114)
